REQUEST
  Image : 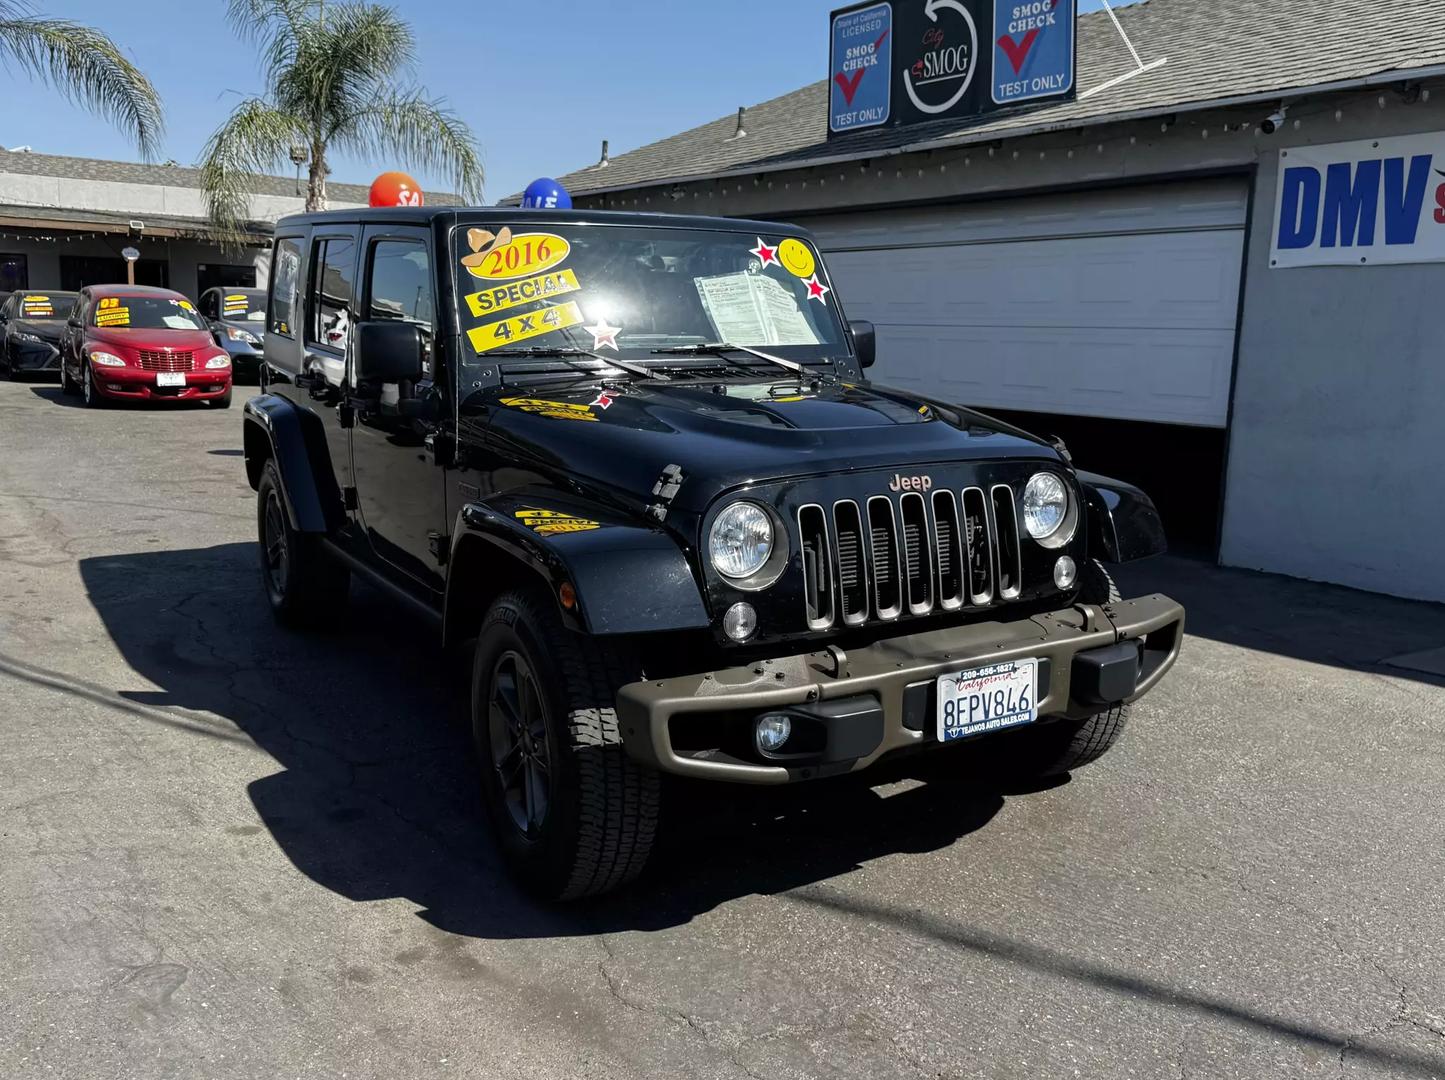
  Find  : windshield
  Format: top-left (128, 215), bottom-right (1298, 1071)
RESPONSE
top-left (91, 295), bottom-right (208, 331)
top-left (452, 224), bottom-right (847, 374)
top-left (220, 290), bottom-right (267, 322)
top-left (17, 292), bottom-right (76, 321)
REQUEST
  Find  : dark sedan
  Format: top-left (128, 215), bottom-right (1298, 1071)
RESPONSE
top-left (198, 287), bottom-right (266, 381)
top-left (0, 290), bottom-right (78, 378)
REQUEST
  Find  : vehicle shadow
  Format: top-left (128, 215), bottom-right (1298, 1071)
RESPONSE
top-left (77, 541), bottom-right (1011, 939)
top-left (27, 385), bottom-right (85, 408)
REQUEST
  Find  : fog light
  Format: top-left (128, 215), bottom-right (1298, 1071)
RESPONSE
top-left (723, 601), bottom-right (756, 642)
top-left (755, 714), bottom-right (792, 754)
top-left (1054, 555), bottom-right (1077, 589)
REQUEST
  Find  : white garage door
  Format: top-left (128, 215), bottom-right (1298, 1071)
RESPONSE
top-left (809, 179), bottom-right (1247, 427)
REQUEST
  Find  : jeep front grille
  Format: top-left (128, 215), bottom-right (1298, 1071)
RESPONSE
top-left (798, 485), bottom-right (1024, 630)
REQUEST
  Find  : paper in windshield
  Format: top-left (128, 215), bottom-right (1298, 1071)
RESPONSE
top-left (694, 272), bottom-right (820, 347)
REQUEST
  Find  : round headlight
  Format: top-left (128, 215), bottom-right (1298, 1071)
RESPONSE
top-left (709, 502), bottom-right (773, 579)
top-left (1023, 473), bottom-right (1069, 540)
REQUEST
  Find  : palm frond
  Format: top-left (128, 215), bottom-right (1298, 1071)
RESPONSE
top-left (198, 98), bottom-right (309, 245)
top-left (0, 17), bottom-right (163, 158)
top-left (226, 0), bottom-right (307, 86)
top-left (334, 90), bottom-right (485, 203)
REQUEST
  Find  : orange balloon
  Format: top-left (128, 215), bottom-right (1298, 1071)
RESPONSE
top-left (369, 171), bottom-right (424, 207)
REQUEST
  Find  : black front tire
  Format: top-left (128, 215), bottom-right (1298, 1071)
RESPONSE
top-left (81, 362), bottom-right (107, 408)
top-left (256, 460), bottom-right (349, 627)
top-left (980, 559), bottom-right (1132, 779)
top-left (472, 588), bottom-right (660, 901)
top-left (59, 357), bottom-right (78, 395)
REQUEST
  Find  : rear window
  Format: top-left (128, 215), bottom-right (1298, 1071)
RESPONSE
top-left (91, 296), bottom-right (207, 331)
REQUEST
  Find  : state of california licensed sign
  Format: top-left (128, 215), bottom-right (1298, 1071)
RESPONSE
top-left (1270, 133), bottom-right (1445, 268)
top-left (830, 2), bottom-right (893, 133)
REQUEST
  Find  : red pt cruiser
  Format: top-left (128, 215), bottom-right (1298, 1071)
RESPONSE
top-left (60, 284), bottom-right (233, 408)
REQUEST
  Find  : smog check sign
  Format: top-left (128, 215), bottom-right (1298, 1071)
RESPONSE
top-left (1270, 133), bottom-right (1445, 268)
top-left (830, 2), bottom-right (893, 133)
top-left (992, 0), bottom-right (1075, 104)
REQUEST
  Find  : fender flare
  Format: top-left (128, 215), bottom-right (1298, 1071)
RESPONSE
top-left (1077, 470), bottom-right (1168, 563)
top-left (241, 394), bottom-right (342, 534)
top-left (444, 494), bottom-right (711, 644)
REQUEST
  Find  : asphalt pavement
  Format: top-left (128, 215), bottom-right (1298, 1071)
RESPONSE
top-left (2, 377), bottom-right (1444, 1079)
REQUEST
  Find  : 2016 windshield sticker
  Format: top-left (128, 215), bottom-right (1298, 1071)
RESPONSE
top-left (777, 238), bottom-right (816, 279)
top-left (463, 230), bottom-right (570, 281)
top-left (464, 268), bottom-right (581, 318)
top-left (499, 395), bottom-right (599, 422)
top-left (513, 507), bottom-right (601, 535)
top-left (585, 319), bottom-right (620, 351)
top-left (468, 300), bottom-right (585, 353)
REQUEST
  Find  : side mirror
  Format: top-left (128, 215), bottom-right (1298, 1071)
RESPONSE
top-left (67, 315), bottom-right (81, 328)
top-left (850, 319), bottom-right (876, 369)
top-left (354, 320), bottom-right (424, 386)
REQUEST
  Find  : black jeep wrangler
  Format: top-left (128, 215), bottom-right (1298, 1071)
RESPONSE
top-left (242, 207), bottom-right (1184, 900)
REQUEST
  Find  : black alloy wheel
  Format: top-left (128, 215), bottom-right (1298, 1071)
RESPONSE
top-left (261, 484), bottom-right (290, 605)
top-left (487, 650), bottom-right (552, 837)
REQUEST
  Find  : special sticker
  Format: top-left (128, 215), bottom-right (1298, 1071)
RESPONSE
top-left (464, 268), bottom-right (581, 318)
top-left (463, 230), bottom-right (570, 281)
top-left (513, 507), bottom-right (601, 535)
top-left (468, 300), bottom-right (585, 354)
top-left (777, 238), bottom-right (816, 279)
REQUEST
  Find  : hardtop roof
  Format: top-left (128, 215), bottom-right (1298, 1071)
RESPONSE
top-left (273, 206), bottom-right (817, 237)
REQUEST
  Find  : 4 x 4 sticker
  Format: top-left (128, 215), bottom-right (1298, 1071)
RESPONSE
top-left (499, 395), bottom-right (599, 422)
top-left (469, 300), bottom-right (585, 354)
top-left (464, 268), bottom-right (581, 318)
top-left (463, 231), bottom-right (570, 281)
top-left (513, 507), bottom-right (601, 535)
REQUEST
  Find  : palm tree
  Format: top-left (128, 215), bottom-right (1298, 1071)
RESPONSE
top-left (201, 0), bottom-right (484, 238)
top-left (0, 2), bottom-right (162, 157)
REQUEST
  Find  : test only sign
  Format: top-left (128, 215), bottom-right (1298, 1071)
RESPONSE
top-left (829, 0), bottom-right (1075, 136)
top-left (1271, 133), bottom-right (1445, 268)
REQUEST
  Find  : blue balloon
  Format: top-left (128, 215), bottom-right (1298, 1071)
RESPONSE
top-left (521, 177), bottom-right (572, 210)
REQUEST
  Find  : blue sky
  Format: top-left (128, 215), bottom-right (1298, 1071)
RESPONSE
top-left (6, 0), bottom-right (1138, 202)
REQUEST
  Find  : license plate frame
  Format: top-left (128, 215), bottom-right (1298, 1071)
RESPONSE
top-left (155, 371), bottom-right (186, 387)
top-left (936, 658), bottom-right (1038, 743)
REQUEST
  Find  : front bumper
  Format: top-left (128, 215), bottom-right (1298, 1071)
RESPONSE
top-left (92, 366), bottom-right (232, 402)
top-left (617, 592), bottom-right (1184, 784)
top-left (11, 342), bottom-right (61, 371)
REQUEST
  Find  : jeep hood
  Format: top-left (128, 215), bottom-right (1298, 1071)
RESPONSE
top-left (471, 377), bottom-right (1061, 514)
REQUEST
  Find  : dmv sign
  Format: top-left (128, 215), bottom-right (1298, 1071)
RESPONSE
top-left (1271, 134), bottom-right (1445, 268)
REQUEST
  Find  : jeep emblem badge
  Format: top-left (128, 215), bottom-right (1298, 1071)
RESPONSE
top-left (888, 473), bottom-right (932, 493)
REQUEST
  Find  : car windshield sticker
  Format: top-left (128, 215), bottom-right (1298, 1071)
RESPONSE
top-left (469, 300), bottom-right (585, 354)
top-left (513, 507), bottom-right (601, 535)
top-left (21, 296), bottom-right (53, 316)
top-left (589, 390), bottom-right (614, 410)
top-left (222, 293), bottom-right (250, 317)
top-left (695, 273), bottom-right (820, 346)
top-left (464, 268), bottom-right (581, 318)
top-left (749, 237), bottom-right (779, 269)
top-left (463, 230), bottom-right (569, 281)
top-left (95, 297), bottom-right (129, 327)
top-left (175, 299), bottom-right (196, 312)
top-left (777, 238), bottom-right (816, 280)
top-left (585, 319), bottom-right (620, 351)
top-left (499, 395), bottom-right (599, 422)
top-left (804, 274), bottom-right (830, 303)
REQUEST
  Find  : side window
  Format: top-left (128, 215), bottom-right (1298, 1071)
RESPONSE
top-left (198, 291), bottom-right (216, 319)
top-left (268, 237), bottom-right (301, 338)
top-left (366, 240), bottom-right (435, 377)
top-left (307, 237), bottom-right (356, 351)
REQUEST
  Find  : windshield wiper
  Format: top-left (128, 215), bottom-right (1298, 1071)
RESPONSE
top-left (488, 346), bottom-right (667, 381)
top-left (649, 342), bottom-right (830, 382)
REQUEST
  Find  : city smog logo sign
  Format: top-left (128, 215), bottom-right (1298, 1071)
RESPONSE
top-left (903, 0), bottom-right (978, 114)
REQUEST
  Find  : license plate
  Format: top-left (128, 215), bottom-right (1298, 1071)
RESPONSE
top-left (156, 372), bottom-right (186, 387)
top-left (937, 658), bottom-right (1038, 743)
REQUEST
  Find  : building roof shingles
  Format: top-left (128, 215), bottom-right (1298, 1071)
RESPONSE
top-left (550, 0), bottom-right (1445, 196)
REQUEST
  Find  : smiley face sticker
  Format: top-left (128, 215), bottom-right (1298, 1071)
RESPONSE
top-left (777, 238), bottom-right (816, 280)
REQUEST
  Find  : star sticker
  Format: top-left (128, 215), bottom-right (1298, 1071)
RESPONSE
top-left (590, 390), bottom-right (614, 410)
top-left (586, 320), bottom-right (621, 350)
top-left (805, 274), bottom-right (830, 303)
top-left (750, 237), bottom-right (779, 269)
